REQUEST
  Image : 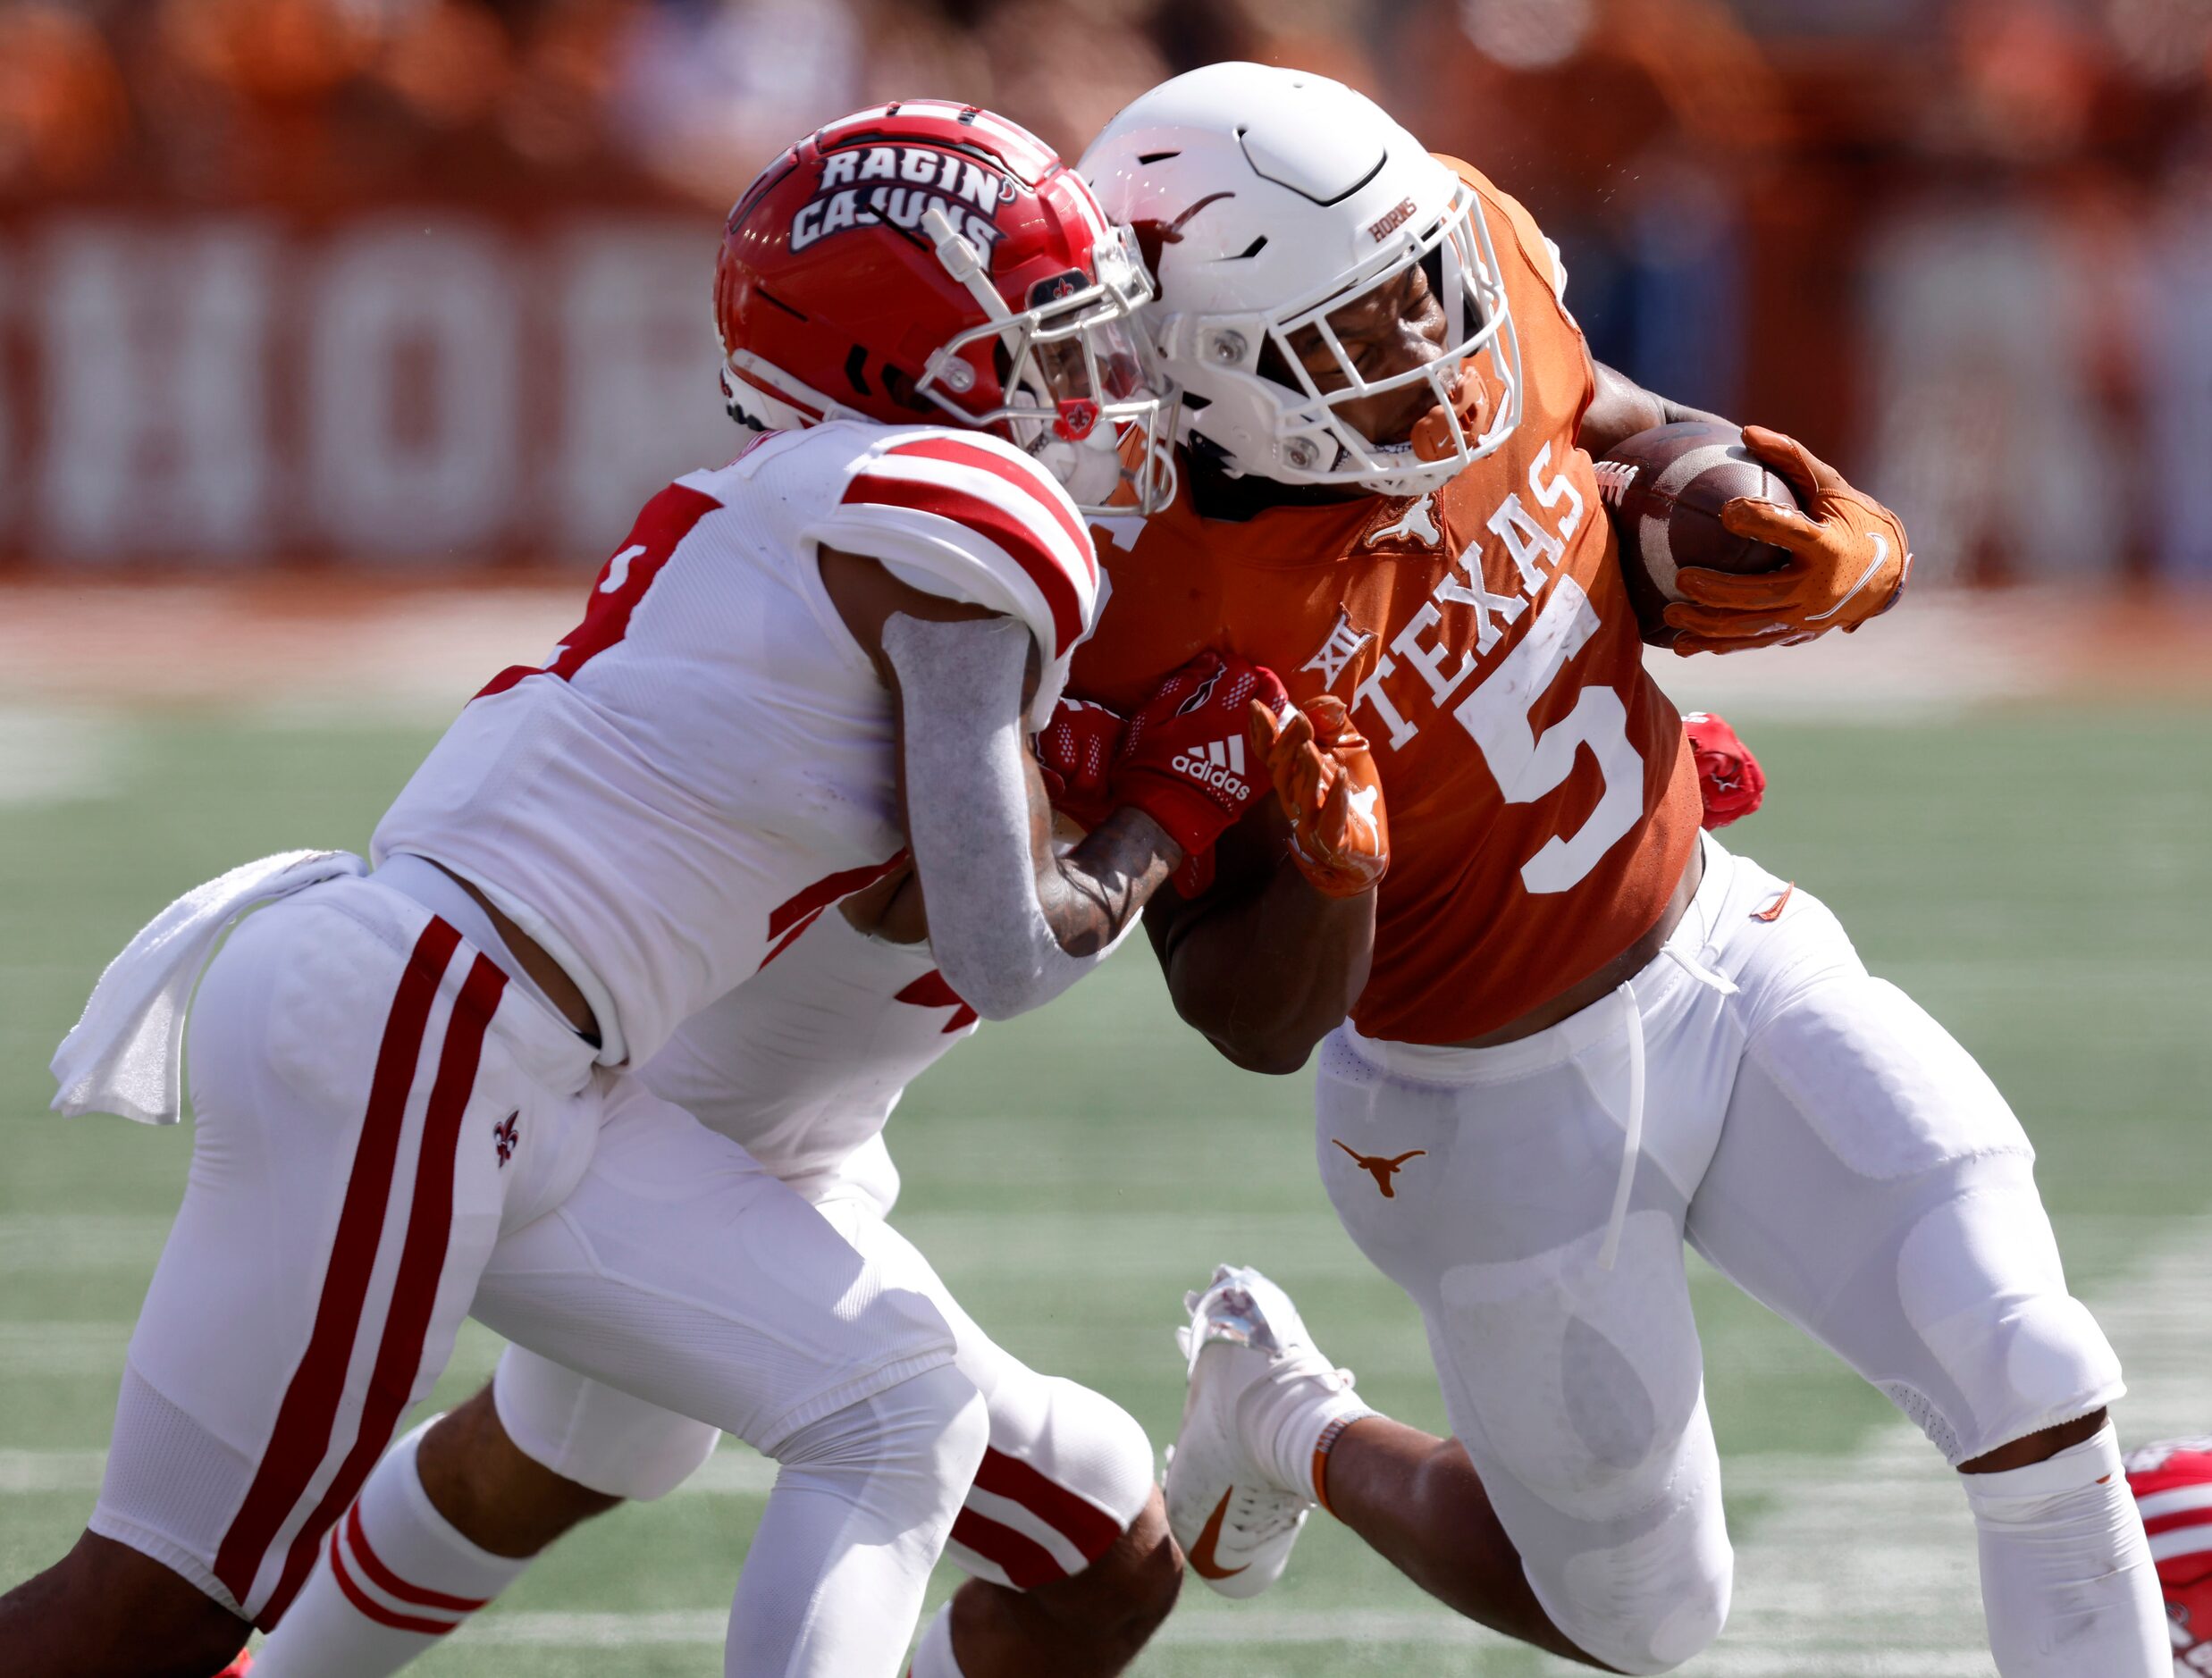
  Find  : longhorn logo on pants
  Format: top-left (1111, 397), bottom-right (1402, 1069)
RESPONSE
top-left (1333, 1139), bottom-right (1426, 1198)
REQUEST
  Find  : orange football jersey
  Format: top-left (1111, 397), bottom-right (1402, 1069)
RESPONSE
top-left (1071, 159), bottom-right (1700, 1045)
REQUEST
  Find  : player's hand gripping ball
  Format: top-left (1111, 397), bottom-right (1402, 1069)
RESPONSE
top-left (1671, 424), bottom-right (1913, 652)
top-left (1114, 650), bottom-right (1289, 863)
top-left (1602, 421), bottom-right (1912, 655)
top-left (1598, 420), bottom-right (1796, 646)
top-left (1250, 695), bottom-right (1390, 898)
top-left (1683, 711), bottom-right (1764, 830)
top-left (1033, 697), bottom-right (1127, 832)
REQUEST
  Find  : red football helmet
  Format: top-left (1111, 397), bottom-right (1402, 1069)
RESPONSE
top-left (2125, 1437), bottom-right (2212, 1672)
top-left (713, 100), bottom-right (1173, 515)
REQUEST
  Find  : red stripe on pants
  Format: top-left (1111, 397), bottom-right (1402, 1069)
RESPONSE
top-left (950, 1506), bottom-right (1066, 1590)
top-left (971, 1447), bottom-right (1123, 1563)
top-left (263, 952), bottom-right (509, 1624)
top-left (213, 918), bottom-right (463, 1615)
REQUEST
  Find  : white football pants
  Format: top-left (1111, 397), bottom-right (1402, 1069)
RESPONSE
top-left (1319, 834), bottom-right (2130, 1674)
top-left (491, 1146), bottom-right (1158, 1593)
top-left (89, 875), bottom-right (977, 1678)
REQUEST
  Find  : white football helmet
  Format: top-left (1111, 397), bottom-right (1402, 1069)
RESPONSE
top-left (1081, 63), bottom-right (1522, 498)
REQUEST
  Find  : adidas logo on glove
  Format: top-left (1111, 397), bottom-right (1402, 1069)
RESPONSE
top-left (1172, 736), bottom-right (1249, 798)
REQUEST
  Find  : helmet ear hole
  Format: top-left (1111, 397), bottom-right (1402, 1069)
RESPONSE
top-left (1420, 240), bottom-right (1475, 343)
top-left (877, 365), bottom-right (938, 417)
top-left (1419, 244), bottom-right (1446, 306)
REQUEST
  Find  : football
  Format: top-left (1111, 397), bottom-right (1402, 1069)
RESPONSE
top-left (1595, 421), bottom-right (1801, 643)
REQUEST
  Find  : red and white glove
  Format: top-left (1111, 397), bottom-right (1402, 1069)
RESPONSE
top-left (1250, 694), bottom-right (1390, 897)
top-left (1032, 697), bottom-right (1126, 832)
top-left (1664, 425), bottom-right (1913, 654)
top-left (1114, 650), bottom-right (1289, 862)
top-left (1684, 711), bottom-right (1764, 829)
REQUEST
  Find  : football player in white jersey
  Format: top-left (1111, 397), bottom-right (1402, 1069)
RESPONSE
top-left (3, 102), bottom-right (1301, 1678)
top-left (248, 861), bottom-right (1193, 1678)
top-left (236, 713), bottom-right (1751, 1678)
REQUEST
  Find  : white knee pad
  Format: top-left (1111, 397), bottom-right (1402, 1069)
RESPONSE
top-left (492, 1344), bottom-right (722, 1502)
top-left (778, 1362), bottom-right (986, 1485)
top-left (1546, 1514), bottom-right (1733, 1675)
top-left (1885, 1154), bottom-right (2124, 1465)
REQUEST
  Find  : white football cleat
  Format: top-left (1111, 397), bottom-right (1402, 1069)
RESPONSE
top-left (1164, 1263), bottom-right (1365, 1599)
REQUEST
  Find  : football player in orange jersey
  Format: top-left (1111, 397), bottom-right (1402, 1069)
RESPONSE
top-left (1070, 63), bottom-right (2165, 1676)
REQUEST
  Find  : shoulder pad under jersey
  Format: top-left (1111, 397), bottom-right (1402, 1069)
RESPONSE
top-left (790, 423), bottom-right (1102, 725)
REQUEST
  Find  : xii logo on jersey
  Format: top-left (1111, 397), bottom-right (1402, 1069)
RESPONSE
top-left (1301, 609), bottom-right (1378, 692)
top-left (790, 145), bottom-right (1013, 255)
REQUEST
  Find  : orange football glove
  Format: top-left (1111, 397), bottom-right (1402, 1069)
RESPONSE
top-left (1249, 695), bottom-right (1389, 898)
top-left (1662, 425), bottom-right (1913, 655)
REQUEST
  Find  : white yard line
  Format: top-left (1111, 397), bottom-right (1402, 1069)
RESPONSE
top-left (0, 1450), bottom-right (107, 1494)
top-left (0, 1215), bottom-right (172, 1272)
top-left (0, 708), bottom-right (126, 806)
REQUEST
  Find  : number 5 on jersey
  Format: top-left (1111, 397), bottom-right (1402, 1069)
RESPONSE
top-left (1452, 576), bottom-right (1643, 894)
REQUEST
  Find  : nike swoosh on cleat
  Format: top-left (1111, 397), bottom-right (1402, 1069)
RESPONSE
top-left (1187, 1488), bottom-right (1249, 1581)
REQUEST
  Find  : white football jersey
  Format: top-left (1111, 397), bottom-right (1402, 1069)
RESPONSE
top-left (372, 420), bottom-right (1098, 1068)
top-left (641, 905), bottom-right (977, 1195)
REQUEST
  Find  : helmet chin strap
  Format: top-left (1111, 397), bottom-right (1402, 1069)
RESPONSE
top-left (921, 207), bottom-right (1025, 385)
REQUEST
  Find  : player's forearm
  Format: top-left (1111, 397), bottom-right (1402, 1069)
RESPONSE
top-left (1577, 360), bottom-right (1728, 459)
top-left (1158, 860), bottom-right (1375, 1076)
top-left (1036, 798), bottom-right (1182, 958)
top-left (889, 613), bottom-right (1130, 1020)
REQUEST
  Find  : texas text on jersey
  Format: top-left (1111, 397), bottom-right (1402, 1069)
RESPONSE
top-left (1071, 158), bottom-right (1699, 1046)
top-left (374, 418), bottom-right (1099, 1069)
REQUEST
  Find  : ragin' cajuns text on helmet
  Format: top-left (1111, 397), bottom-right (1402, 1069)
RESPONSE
top-left (713, 101), bottom-right (1174, 514)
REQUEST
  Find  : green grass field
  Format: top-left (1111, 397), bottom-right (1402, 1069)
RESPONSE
top-left (4, 701), bottom-right (2208, 1675)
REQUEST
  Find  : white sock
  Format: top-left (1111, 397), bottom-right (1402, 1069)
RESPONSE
top-left (1257, 1378), bottom-right (1375, 1506)
top-left (1961, 1422), bottom-right (2169, 1677)
top-left (252, 1417), bottom-right (532, 1677)
top-left (908, 1604), bottom-right (964, 1678)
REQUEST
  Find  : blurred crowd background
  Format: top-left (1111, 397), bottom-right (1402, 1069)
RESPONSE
top-left (3, 0), bottom-right (2209, 583)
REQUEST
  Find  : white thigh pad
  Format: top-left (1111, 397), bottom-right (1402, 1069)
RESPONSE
top-left (1695, 991), bottom-right (2122, 1466)
top-left (1436, 1209), bottom-right (1708, 1522)
top-left (492, 1343), bottom-right (721, 1503)
top-left (473, 1078), bottom-right (956, 1456)
top-left (1745, 976), bottom-right (2031, 1179)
